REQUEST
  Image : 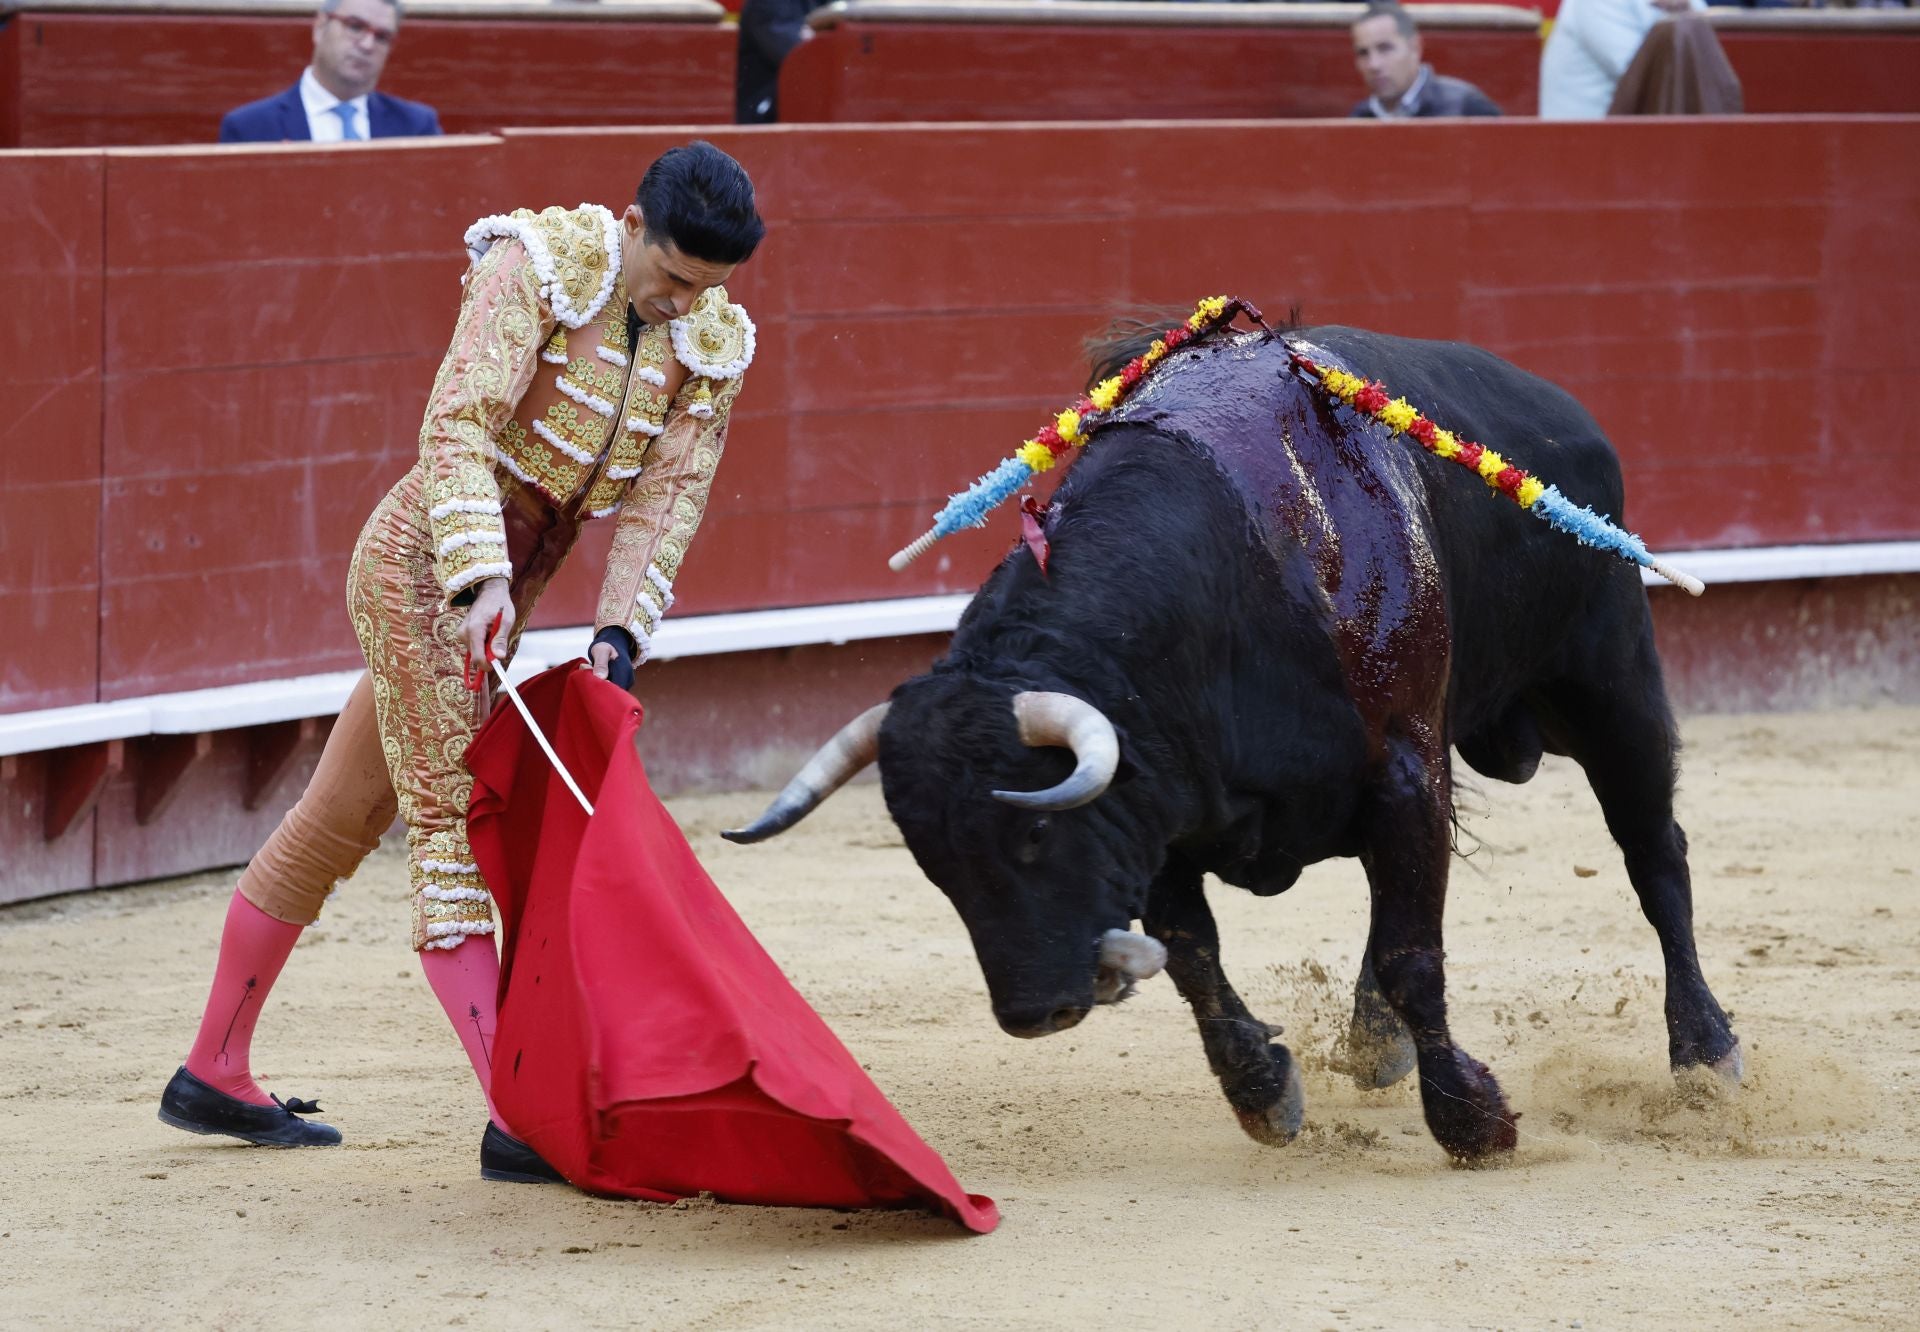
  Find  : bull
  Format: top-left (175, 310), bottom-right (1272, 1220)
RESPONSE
top-left (725, 320), bottom-right (1741, 1162)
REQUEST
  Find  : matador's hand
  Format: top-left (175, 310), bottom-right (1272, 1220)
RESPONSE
top-left (463, 579), bottom-right (515, 682)
top-left (589, 626), bottom-right (636, 690)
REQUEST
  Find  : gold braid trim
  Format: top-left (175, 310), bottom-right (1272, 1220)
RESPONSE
top-left (419, 242), bottom-right (550, 601)
top-left (593, 373), bottom-right (744, 658)
top-left (462, 204), bottom-right (621, 330)
top-left (668, 286), bottom-right (755, 380)
top-left (411, 828), bottom-right (494, 952)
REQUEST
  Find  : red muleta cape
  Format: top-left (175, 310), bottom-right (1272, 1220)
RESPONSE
top-left (465, 663), bottom-right (997, 1233)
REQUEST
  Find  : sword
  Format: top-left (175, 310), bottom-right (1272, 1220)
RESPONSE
top-left (470, 612), bottom-right (596, 817)
top-left (490, 657), bottom-right (595, 817)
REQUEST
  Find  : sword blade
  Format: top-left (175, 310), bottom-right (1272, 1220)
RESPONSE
top-left (489, 659), bottom-right (595, 816)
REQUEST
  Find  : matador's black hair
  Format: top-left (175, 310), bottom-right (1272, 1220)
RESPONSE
top-left (635, 141), bottom-right (766, 266)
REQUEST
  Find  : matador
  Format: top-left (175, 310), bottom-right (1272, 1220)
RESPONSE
top-left (159, 142), bottom-right (764, 1182)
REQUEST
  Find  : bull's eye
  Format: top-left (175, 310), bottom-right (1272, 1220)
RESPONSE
top-left (1015, 816), bottom-right (1050, 865)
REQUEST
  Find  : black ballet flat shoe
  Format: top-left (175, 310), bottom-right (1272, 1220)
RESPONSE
top-left (480, 1121), bottom-right (565, 1184)
top-left (157, 1065), bottom-right (343, 1148)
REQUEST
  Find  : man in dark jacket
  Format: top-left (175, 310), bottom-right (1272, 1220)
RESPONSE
top-left (1350, 2), bottom-right (1501, 119)
top-left (736, 0), bottom-right (829, 124)
top-left (219, 0), bottom-right (440, 143)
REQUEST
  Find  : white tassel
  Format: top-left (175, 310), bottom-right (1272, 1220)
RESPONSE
top-left (428, 499), bottom-right (500, 521)
top-left (424, 919), bottom-right (495, 939)
top-left (443, 560), bottom-right (514, 594)
top-left (645, 566), bottom-right (675, 607)
top-left (419, 858), bottom-right (480, 874)
top-left (556, 376), bottom-right (616, 418)
top-left (532, 417), bottom-right (598, 464)
top-left (420, 885), bottom-right (489, 903)
top-left (437, 530), bottom-right (505, 557)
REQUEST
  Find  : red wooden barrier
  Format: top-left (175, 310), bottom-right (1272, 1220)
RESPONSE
top-left (0, 152), bottom-right (104, 713)
top-left (9, 2), bottom-right (1918, 152)
top-left (780, 5), bottom-right (1544, 122)
top-left (775, 3), bottom-right (1920, 124)
top-left (3, 119), bottom-right (1916, 707)
top-left (3, 118), bottom-right (1918, 903)
top-left (1717, 29), bottom-right (1920, 117)
top-left (96, 137), bottom-right (510, 699)
top-left (503, 120), bottom-right (1920, 578)
top-left (0, 150), bottom-right (108, 891)
top-left (0, 6), bottom-right (735, 147)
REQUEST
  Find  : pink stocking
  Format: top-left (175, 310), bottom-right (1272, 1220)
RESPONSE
top-left (419, 936), bottom-right (504, 1125)
top-left (183, 891), bottom-right (304, 1106)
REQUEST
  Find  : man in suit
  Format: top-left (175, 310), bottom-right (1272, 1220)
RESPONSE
top-left (1350, 2), bottom-right (1502, 119)
top-left (219, 0), bottom-right (440, 143)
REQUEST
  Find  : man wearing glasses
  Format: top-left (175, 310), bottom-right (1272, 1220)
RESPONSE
top-left (219, 0), bottom-right (441, 142)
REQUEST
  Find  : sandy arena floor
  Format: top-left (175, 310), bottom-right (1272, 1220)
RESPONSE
top-left (2, 707), bottom-right (1918, 1329)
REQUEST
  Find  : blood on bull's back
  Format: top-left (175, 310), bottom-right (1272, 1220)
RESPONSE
top-left (1105, 326), bottom-right (1640, 744)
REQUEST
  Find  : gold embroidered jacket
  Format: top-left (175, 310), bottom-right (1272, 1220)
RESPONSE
top-left (417, 203), bottom-right (753, 658)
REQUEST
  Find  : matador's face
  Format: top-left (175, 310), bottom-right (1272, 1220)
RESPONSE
top-left (619, 205), bottom-right (736, 327)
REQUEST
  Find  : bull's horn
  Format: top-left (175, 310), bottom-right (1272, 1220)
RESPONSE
top-left (991, 691), bottom-right (1120, 810)
top-left (721, 703), bottom-right (889, 844)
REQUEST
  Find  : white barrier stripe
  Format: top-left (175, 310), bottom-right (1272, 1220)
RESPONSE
top-left (6, 542), bottom-right (1916, 756)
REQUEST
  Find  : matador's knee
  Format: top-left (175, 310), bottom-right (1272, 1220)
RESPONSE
top-left (410, 827), bottom-right (496, 952)
top-left (239, 788), bottom-right (397, 927)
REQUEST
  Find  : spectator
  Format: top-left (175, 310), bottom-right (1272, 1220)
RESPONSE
top-left (1540, 0), bottom-right (1707, 120)
top-left (1350, 2), bottom-right (1503, 119)
top-left (736, 0), bottom-right (829, 124)
top-left (219, 0), bottom-right (440, 143)
top-left (1607, 14), bottom-right (1743, 113)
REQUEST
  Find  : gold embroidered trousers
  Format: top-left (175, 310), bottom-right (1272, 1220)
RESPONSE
top-left (239, 463), bottom-right (575, 951)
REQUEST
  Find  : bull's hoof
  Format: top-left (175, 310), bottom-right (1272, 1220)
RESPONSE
top-left (1671, 1037), bottom-right (1744, 1104)
top-left (1347, 1020), bottom-right (1418, 1090)
top-left (1672, 1032), bottom-right (1744, 1085)
top-left (1349, 960), bottom-right (1416, 1089)
top-left (1418, 1046), bottom-right (1519, 1163)
top-left (1230, 1049), bottom-right (1306, 1147)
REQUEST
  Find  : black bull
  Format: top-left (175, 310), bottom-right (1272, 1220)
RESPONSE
top-left (727, 324), bottom-right (1741, 1162)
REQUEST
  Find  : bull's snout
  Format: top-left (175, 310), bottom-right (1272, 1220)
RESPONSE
top-left (994, 999), bottom-right (1091, 1039)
